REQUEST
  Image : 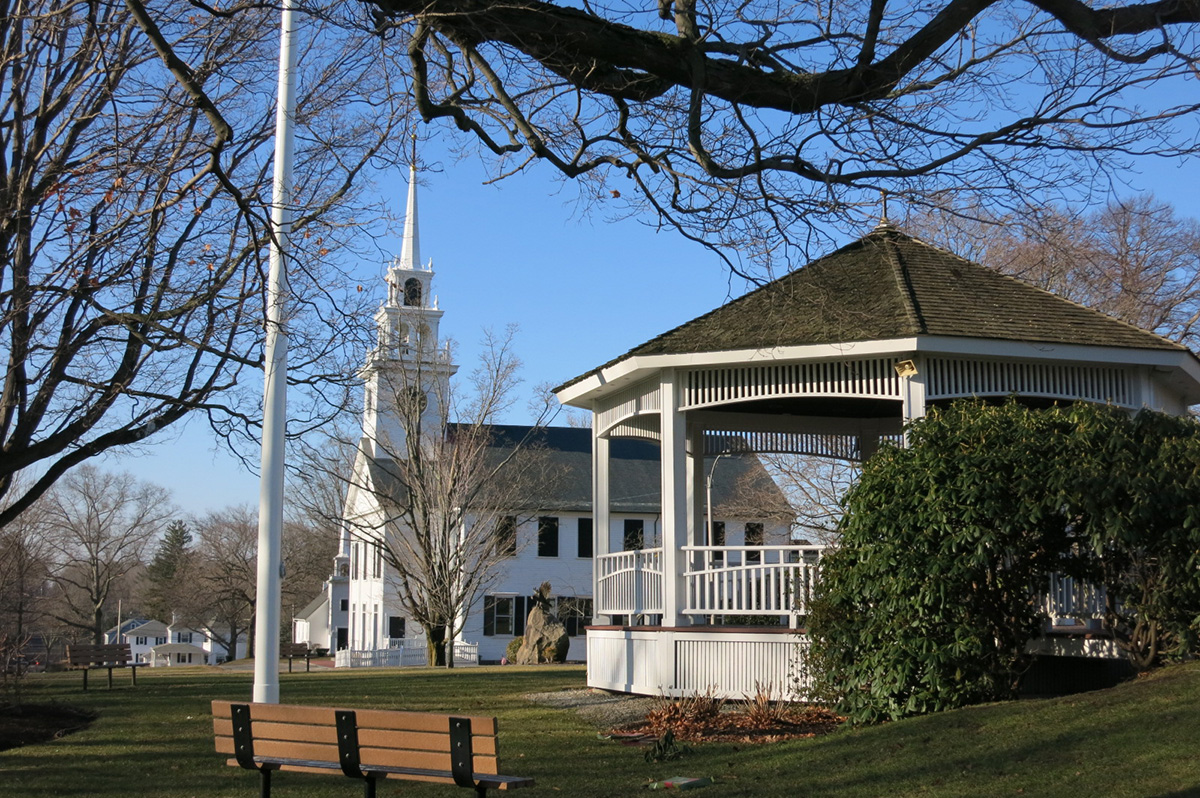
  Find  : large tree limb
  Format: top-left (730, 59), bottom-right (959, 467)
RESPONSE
top-left (371, 0), bottom-right (1200, 111)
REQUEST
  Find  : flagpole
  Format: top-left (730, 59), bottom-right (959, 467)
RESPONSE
top-left (253, 0), bottom-right (296, 704)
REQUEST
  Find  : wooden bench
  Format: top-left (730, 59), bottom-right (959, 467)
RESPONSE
top-left (212, 701), bottom-right (533, 798)
top-left (64, 643), bottom-right (141, 691)
top-left (278, 643), bottom-right (312, 673)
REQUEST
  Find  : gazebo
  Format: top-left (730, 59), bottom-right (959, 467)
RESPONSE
top-left (554, 224), bottom-right (1200, 700)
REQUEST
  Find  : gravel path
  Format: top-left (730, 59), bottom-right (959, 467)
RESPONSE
top-left (523, 688), bottom-right (658, 730)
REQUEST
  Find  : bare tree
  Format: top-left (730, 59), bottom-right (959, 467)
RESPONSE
top-left (188, 506), bottom-right (259, 657)
top-left (344, 327), bottom-right (560, 666)
top-left (0, 0), bottom-right (410, 528)
top-left (358, 0), bottom-right (1200, 273)
top-left (0, 492), bottom-right (52, 684)
top-left (907, 194), bottom-right (1200, 348)
top-left (42, 466), bottom-right (173, 643)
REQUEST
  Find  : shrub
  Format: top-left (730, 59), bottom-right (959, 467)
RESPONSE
top-left (505, 637), bottom-right (523, 662)
top-left (809, 400), bottom-right (1200, 724)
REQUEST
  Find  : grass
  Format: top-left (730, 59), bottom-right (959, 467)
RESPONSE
top-left (3, 661), bottom-right (1200, 797)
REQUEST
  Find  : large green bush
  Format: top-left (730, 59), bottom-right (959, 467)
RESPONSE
top-left (809, 401), bottom-right (1200, 724)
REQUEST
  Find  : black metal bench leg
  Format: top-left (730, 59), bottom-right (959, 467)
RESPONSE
top-left (260, 768), bottom-right (271, 798)
top-left (363, 775), bottom-right (376, 798)
top-left (107, 666), bottom-right (114, 689)
top-left (475, 786), bottom-right (488, 798)
top-left (82, 670), bottom-right (88, 691)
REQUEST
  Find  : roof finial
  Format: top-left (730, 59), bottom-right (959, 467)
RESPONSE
top-left (875, 190), bottom-right (896, 232)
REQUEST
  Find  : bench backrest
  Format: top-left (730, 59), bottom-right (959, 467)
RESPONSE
top-left (66, 643), bottom-right (133, 666)
top-left (211, 701), bottom-right (504, 781)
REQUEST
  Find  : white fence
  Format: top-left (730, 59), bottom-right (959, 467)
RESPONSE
top-left (598, 547), bottom-right (1114, 630)
top-left (1043, 573), bottom-right (1108, 622)
top-left (595, 548), bottom-right (664, 616)
top-left (596, 545), bottom-right (824, 622)
top-left (335, 639), bottom-right (480, 668)
top-left (684, 545), bottom-right (824, 624)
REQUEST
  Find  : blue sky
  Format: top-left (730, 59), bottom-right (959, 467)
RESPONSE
top-left (108, 138), bottom-right (1199, 517)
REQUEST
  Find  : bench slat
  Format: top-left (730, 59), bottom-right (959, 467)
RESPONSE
top-left (214, 718), bottom-right (500, 757)
top-left (213, 701), bottom-right (496, 735)
top-left (212, 700), bottom-right (530, 794)
top-left (216, 736), bottom-right (499, 775)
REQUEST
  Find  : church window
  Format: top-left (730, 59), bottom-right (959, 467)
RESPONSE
top-left (388, 616), bottom-right (405, 639)
top-left (537, 517), bottom-right (559, 557)
top-left (623, 519), bottom-right (644, 551)
top-left (494, 516), bottom-right (517, 556)
top-left (745, 522), bottom-right (764, 564)
top-left (577, 518), bottom-right (593, 558)
top-left (403, 278), bottom-right (422, 306)
top-left (483, 595), bottom-right (524, 636)
top-left (558, 597), bottom-right (593, 637)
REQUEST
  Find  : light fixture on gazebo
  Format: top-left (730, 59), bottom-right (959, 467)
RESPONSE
top-left (894, 359), bottom-right (918, 377)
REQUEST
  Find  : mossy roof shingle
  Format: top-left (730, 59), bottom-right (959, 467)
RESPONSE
top-left (560, 228), bottom-right (1185, 390)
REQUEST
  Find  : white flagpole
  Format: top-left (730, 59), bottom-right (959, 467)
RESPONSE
top-left (253, 0), bottom-right (297, 704)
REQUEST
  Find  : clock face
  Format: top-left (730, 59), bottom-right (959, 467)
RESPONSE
top-left (406, 387), bottom-right (428, 412)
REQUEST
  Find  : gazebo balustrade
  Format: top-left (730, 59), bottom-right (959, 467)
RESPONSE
top-left (595, 544), bottom-right (826, 626)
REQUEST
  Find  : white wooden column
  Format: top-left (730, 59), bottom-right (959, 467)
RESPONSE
top-left (592, 424), bottom-right (612, 624)
top-left (900, 356), bottom-right (927, 437)
top-left (688, 424), bottom-right (706, 603)
top-left (660, 370), bottom-right (688, 628)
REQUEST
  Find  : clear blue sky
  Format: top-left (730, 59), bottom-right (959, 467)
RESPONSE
top-left (107, 138), bottom-right (1199, 517)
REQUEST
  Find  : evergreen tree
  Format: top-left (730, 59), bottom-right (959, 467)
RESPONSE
top-left (143, 520), bottom-right (192, 622)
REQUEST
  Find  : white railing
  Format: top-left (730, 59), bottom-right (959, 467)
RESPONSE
top-left (684, 545), bottom-right (825, 622)
top-left (598, 547), bottom-right (1112, 629)
top-left (1043, 573), bottom-right (1108, 621)
top-left (595, 548), bottom-right (664, 616)
top-left (335, 639), bottom-right (480, 668)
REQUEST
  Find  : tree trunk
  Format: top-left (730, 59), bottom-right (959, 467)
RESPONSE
top-left (426, 624), bottom-right (447, 667)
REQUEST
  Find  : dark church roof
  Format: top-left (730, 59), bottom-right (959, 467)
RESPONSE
top-left (362, 425), bottom-right (789, 517)
top-left (559, 227), bottom-right (1186, 390)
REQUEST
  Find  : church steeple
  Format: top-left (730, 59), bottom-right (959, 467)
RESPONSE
top-left (360, 162), bottom-right (458, 459)
top-left (398, 162), bottom-right (420, 271)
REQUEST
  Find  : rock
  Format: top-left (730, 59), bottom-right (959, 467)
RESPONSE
top-left (515, 582), bottom-right (570, 664)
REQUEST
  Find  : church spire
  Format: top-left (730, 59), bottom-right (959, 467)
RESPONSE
top-left (398, 161), bottom-right (421, 270)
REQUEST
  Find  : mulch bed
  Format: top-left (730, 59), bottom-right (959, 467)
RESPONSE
top-left (0, 703), bottom-right (96, 751)
top-left (614, 698), bottom-right (844, 744)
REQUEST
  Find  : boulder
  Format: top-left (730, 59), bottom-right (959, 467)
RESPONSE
top-left (515, 582), bottom-right (569, 664)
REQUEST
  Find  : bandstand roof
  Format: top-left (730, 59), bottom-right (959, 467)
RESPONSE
top-left (557, 227), bottom-right (1194, 397)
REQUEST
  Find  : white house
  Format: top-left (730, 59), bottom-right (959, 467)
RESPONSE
top-left (294, 166), bottom-right (791, 666)
top-left (119, 618), bottom-right (247, 666)
top-left (554, 221), bottom-right (1200, 700)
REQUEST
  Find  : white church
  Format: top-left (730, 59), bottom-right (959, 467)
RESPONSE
top-left (292, 168), bottom-right (791, 666)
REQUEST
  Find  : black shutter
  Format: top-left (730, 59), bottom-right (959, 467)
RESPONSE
top-left (513, 596), bottom-right (526, 636)
top-left (483, 597), bottom-right (495, 636)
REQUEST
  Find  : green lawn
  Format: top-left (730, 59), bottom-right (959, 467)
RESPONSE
top-left (3, 662), bottom-right (1199, 797)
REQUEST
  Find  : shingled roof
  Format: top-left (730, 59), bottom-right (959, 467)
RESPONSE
top-left (560, 227), bottom-right (1186, 390)
top-left (361, 425), bottom-right (791, 517)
